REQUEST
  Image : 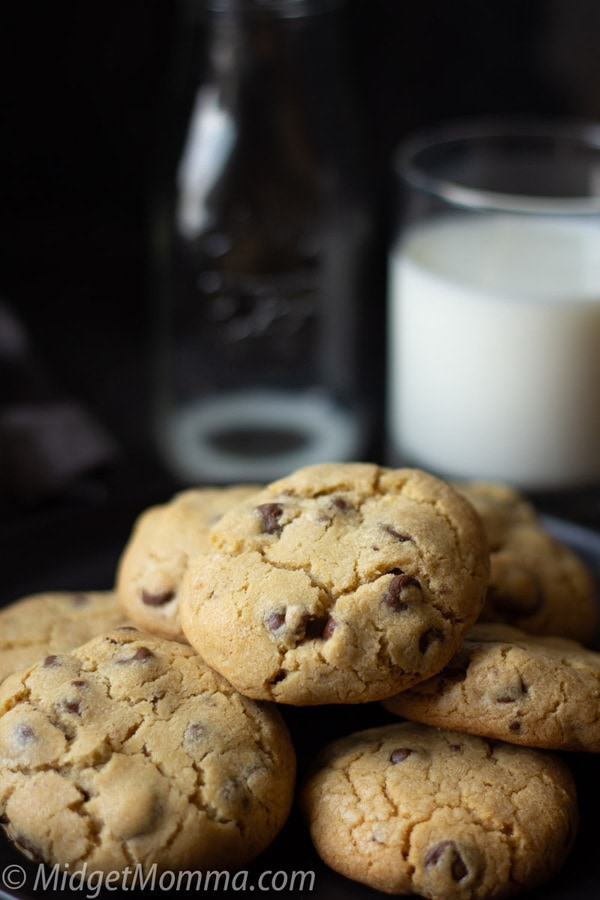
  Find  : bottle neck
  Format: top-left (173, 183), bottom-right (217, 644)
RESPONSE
top-left (197, 0), bottom-right (348, 103)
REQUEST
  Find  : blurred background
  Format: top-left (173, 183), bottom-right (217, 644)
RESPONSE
top-left (1, 0), bottom-right (600, 527)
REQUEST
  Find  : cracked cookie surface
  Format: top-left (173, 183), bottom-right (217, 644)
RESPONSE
top-left (383, 622), bottom-right (600, 752)
top-left (0, 591), bottom-right (129, 685)
top-left (179, 463), bottom-right (490, 705)
top-left (300, 721), bottom-right (578, 899)
top-left (116, 485), bottom-right (261, 642)
top-left (0, 627), bottom-right (296, 876)
top-left (455, 481), bottom-right (598, 644)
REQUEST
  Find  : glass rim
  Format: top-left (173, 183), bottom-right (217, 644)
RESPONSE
top-left (394, 115), bottom-right (600, 215)
top-left (202, 0), bottom-right (344, 16)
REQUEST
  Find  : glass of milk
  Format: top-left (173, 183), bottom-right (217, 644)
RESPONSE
top-left (387, 117), bottom-right (600, 494)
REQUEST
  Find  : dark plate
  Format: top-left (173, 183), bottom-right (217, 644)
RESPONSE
top-left (0, 506), bottom-right (599, 899)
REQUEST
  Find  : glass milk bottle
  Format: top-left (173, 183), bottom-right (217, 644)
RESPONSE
top-left (149, 0), bottom-right (377, 485)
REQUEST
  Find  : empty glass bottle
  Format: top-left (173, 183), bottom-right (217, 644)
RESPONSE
top-left (150, 0), bottom-right (378, 484)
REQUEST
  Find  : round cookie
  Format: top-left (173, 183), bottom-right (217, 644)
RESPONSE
top-left (116, 485), bottom-right (261, 642)
top-left (300, 722), bottom-right (578, 899)
top-left (383, 621), bottom-right (600, 752)
top-left (0, 590), bottom-right (128, 685)
top-left (455, 480), bottom-right (598, 644)
top-left (0, 627), bottom-right (296, 877)
top-left (179, 463), bottom-right (490, 705)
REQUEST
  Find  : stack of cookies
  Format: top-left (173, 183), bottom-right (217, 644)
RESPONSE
top-left (0, 462), bottom-right (598, 900)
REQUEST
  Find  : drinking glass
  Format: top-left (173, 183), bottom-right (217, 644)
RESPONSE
top-left (387, 117), bottom-right (600, 494)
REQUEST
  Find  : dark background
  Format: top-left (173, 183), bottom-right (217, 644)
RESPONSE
top-left (1, 0), bottom-right (600, 524)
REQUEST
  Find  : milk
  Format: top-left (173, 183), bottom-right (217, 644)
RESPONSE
top-left (387, 214), bottom-right (600, 489)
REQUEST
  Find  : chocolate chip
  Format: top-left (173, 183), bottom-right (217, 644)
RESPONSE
top-left (496, 675), bottom-right (528, 703)
top-left (185, 722), bottom-right (207, 743)
top-left (70, 680), bottom-right (86, 688)
top-left (14, 723), bottom-right (35, 745)
top-left (63, 700), bottom-right (81, 715)
top-left (142, 589), bottom-right (175, 607)
top-left (425, 840), bottom-right (450, 866)
top-left (255, 503), bottom-right (284, 535)
top-left (221, 777), bottom-right (250, 811)
top-left (116, 646), bottom-right (154, 664)
top-left (509, 719), bottom-right (522, 732)
top-left (303, 614), bottom-right (333, 640)
top-left (266, 611), bottom-right (286, 631)
top-left (452, 853), bottom-right (468, 881)
top-left (390, 747), bottom-right (413, 764)
top-left (383, 525), bottom-right (411, 542)
top-left (42, 654), bottom-right (59, 667)
top-left (331, 496), bottom-right (351, 512)
top-left (321, 616), bottom-right (337, 640)
top-left (425, 840), bottom-right (468, 882)
top-left (383, 573), bottom-right (420, 612)
top-left (419, 627), bottom-right (444, 654)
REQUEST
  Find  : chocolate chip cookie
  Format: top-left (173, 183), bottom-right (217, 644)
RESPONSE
top-left (0, 627), bottom-right (296, 876)
top-left (383, 621), bottom-right (600, 752)
top-left (301, 721), bottom-right (578, 899)
top-left (116, 485), bottom-right (261, 642)
top-left (455, 481), bottom-right (598, 644)
top-left (180, 463), bottom-right (490, 705)
top-left (0, 590), bottom-right (128, 685)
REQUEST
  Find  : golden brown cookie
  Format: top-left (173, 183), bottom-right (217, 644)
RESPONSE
top-left (455, 481), bottom-right (598, 644)
top-left (0, 590), bottom-right (128, 685)
top-left (383, 621), bottom-right (600, 752)
top-left (180, 463), bottom-right (490, 705)
top-left (0, 627), bottom-right (296, 877)
top-left (116, 485), bottom-right (261, 642)
top-left (301, 722), bottom-right (578, 899)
